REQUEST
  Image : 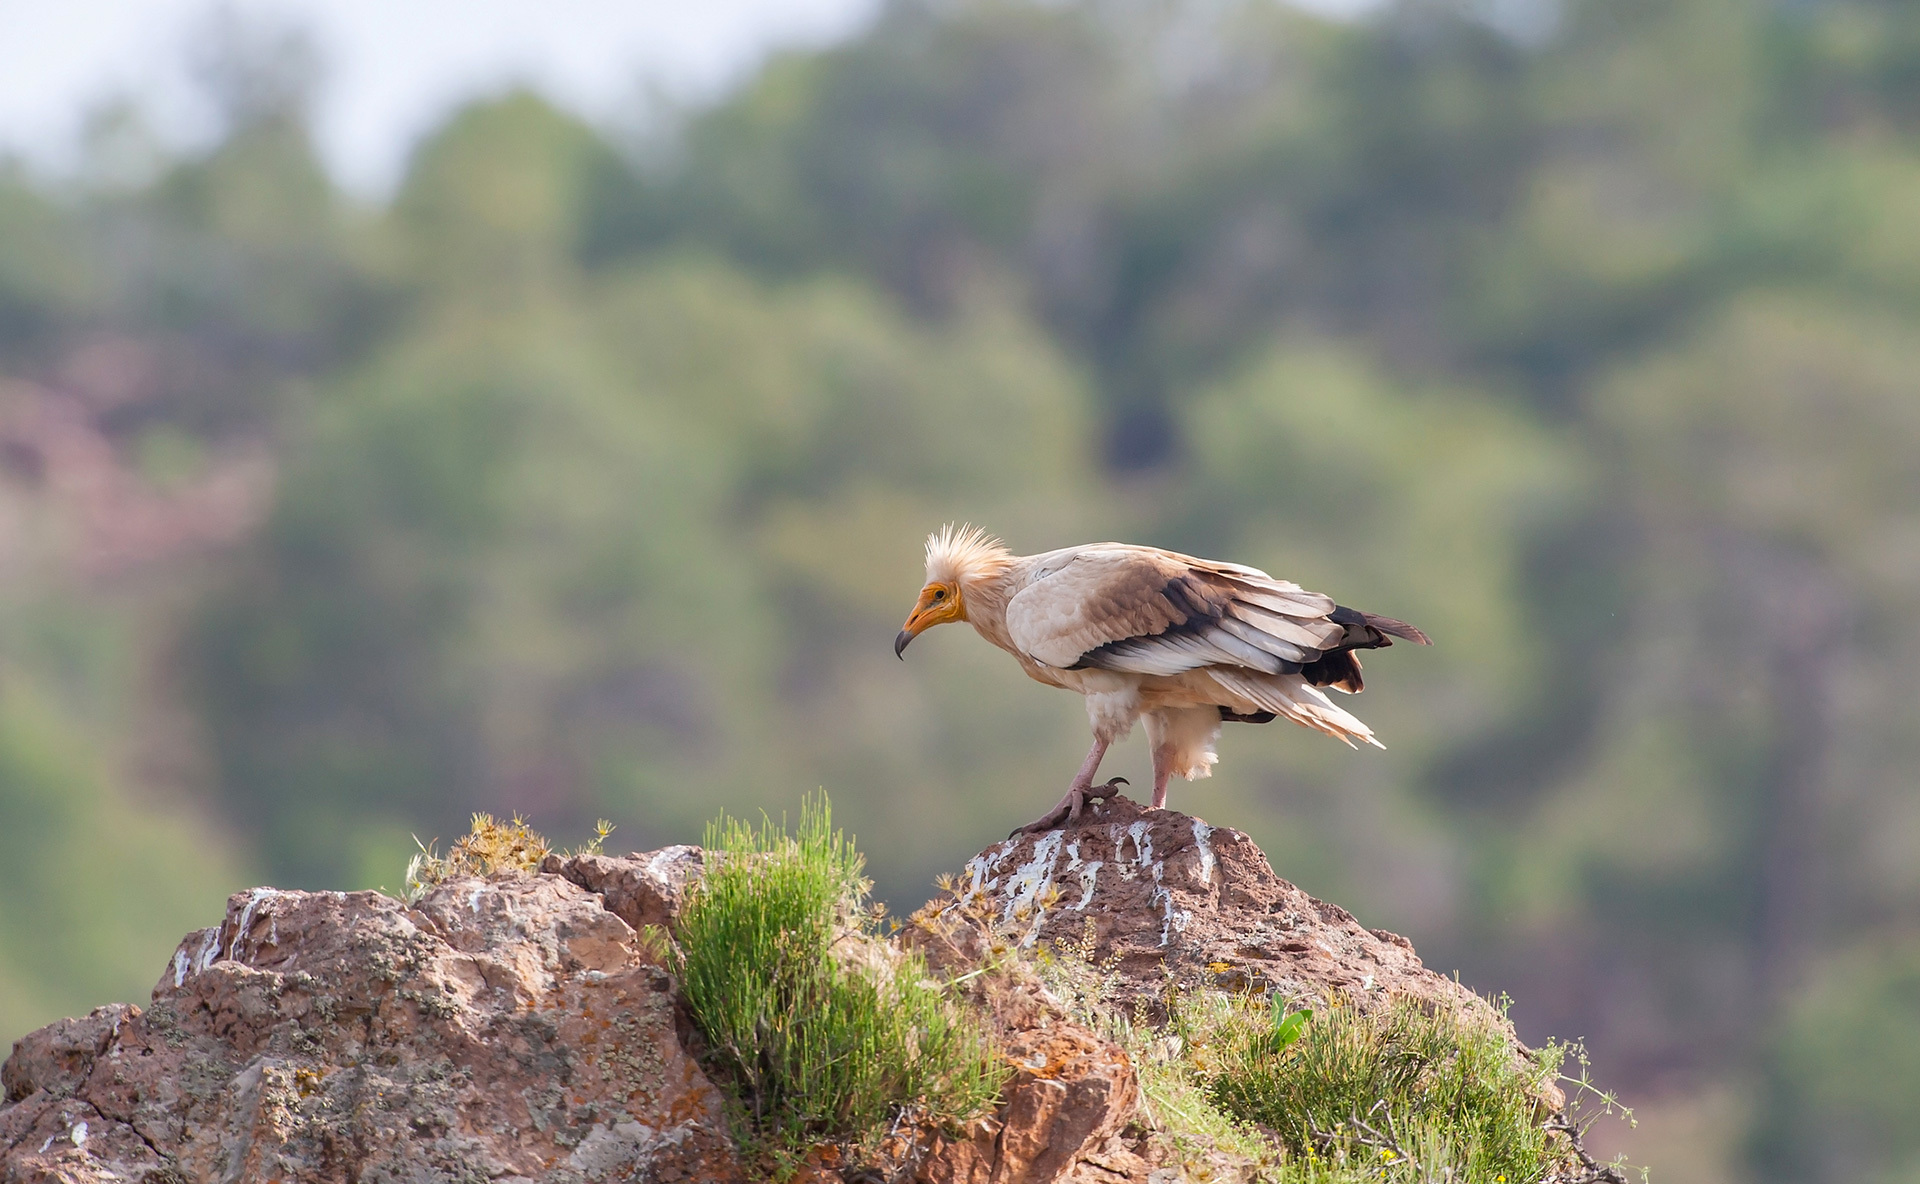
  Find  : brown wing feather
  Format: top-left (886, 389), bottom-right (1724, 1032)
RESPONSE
top-left (1002, 544), bottom-right (1427, 682)
top-left (1001, 547), bottom-right (1190, 667)
top-left (1362, 611), bottom-right (1431, 645)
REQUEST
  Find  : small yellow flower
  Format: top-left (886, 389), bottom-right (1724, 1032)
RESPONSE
top-left (1379, 1147), bottom-right (1396, 1160)
top-left (1207, 961), bottom-right (1233, 974)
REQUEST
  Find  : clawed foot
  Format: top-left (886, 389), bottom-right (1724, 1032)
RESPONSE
top-left (1010, 777), bottom-right (1130, 838)
top-left (1080, 776), bottom-right (1128, 810)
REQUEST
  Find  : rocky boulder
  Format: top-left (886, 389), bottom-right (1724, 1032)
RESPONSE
top-left (938, 796), bottom-right (1500, 1024)
top-left (0, 876), bottom-right (742, 1184)
top-left (3, 801), bottom-right (1531, 1183)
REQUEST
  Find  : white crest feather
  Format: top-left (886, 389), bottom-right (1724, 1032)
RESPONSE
top-left (925, 523), bottom-right (1012, 586)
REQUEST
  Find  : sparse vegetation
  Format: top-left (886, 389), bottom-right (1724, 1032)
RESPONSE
top-left (403, 813), bottom-right (615, 901)
top-left (394, 810), bottom-right (1633, 1183)
top-left (670, 795), bottom-right (1004, 1175)
top-left (1026, 916), bottom-right (1632, 1184)
top-left (405, 812), bottom-right (552, 900)
top-left (1028, 918), bottom-right (1280, 1173)
top-left (1207, 996), bottom-right (1568, 1183)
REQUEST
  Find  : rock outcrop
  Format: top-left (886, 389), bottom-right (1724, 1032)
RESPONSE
top-left (939, 796), bottom-right (1497, 1024)
top-left (2, 801), bottom-right (1526, 1184)
top-left (1, 875), bottom-right (743, 1184)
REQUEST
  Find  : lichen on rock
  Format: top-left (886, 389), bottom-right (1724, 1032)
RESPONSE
top-left (2, 876), bottom-right (743, 1183)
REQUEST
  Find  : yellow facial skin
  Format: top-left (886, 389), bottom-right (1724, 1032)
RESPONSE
top-left (895, 582), bottom-right (965, 657)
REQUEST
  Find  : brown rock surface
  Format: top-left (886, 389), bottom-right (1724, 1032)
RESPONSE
top-left (938, 796), bottom-right (1500, 1026)
top-left (3, 806), bottom-right (1534, 1184)
top-left (541, 846), bottom-right (705, 935)
top-left (900, 934), bottom-right (1144, 1184)
top-left (0, 875), bottom-right (743, 1184)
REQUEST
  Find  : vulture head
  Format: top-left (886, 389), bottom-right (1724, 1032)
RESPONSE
top-left (896, 580), bottom-right (963, 656)
top-left (895, 523), bottom-right (1011, 658)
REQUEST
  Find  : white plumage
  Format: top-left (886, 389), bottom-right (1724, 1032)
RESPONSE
top-left (895, 525), bottom-right (1430, 833)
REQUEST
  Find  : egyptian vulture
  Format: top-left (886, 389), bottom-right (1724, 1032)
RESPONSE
top-left (895, 525), bottom-right (1430, 834)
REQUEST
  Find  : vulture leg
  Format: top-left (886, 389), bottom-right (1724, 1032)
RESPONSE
top-left (1150, 742), bottom-right (1173, 810)
top-left (1011, 737), bottom-right (1128, 836)
top-left (1143, 706), bottom-right (1219, 810)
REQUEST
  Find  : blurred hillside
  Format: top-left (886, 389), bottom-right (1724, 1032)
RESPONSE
top-left (2, 0), bottom-right (1919, 1179)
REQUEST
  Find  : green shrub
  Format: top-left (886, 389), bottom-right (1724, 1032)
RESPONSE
top-left (673, 795), bottom-right (1003, 1171)
top-left (1207, 996), bottom-right (1568, 1184)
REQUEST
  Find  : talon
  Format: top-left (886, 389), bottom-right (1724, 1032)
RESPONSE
top-left (1010, 811), bottom-right (1068, 839)
top-left (1013, 765), bottom-right (1135, 836)
top-left (1011, 800), bottom-right (1073, 837)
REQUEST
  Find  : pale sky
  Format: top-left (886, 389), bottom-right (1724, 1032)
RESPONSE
top-left (0, 0), bottom-right (885, 193)
top-left (0, 0), bottom-right (1378, 196)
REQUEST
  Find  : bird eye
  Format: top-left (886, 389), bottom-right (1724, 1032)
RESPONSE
top-left (932, 589), bottom-right (947, 600)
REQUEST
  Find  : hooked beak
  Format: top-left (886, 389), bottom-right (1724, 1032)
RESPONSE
top-left (897, 581), bottom-right (962, 659)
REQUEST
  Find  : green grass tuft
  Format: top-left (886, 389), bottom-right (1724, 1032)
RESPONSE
top-left (1208, 995), bottom-right (1569, 1183)
top-left (1027, 919), bottom-right (1279, 1173)
top-left (1026, 916), bottom-right (1612, 1182)
top-left (673, 794), bottom-right (1004, 1173)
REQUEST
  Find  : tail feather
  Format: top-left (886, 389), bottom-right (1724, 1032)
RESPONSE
top-left (1362, 611), bottom-right (1430, 645)
top-left (1329, 604), bottom-right (1431, 649)
top-left (1209, 669), bottom-right (1384, 749)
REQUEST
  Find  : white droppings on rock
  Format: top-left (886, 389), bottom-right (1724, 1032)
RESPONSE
top-left (1191, 820), bottom-right (1216, 889)
top-left (230, 888), bottom-right (283, 963)
top-left (962, 846), bottom-right (1010, 898)
top-left (1064, 837), bottom-right (1104, 911)
top-left (1106, 821), bottom-right (1182, 942)
top-left (1147, 858), bottom-right (1193, 949)
top-left (1126, 821), bottom-right (1154, 867)
top-left (171, 948), bottom-right (190, 989)
top-left (1111, 820), bottom-right (1155, 878)
top-left (70, 1120), bottom-right (88, 1147)
top-left (190, 926), bottom-right (221, 977)
top-left (1001, 830), bottom-right (1066, 946)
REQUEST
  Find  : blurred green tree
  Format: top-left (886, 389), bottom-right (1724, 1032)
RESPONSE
top-left (2, 3), bottom-right (1919, 1179)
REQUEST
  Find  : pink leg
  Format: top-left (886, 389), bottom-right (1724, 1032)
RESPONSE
top-left (1012, 736), bottom-right (1129, 836)
top-left (1150, 742), bottom-right (1173, 809)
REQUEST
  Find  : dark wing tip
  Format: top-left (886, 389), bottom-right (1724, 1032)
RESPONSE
top-left (1301, 649), bottom-right (1366, 693)
top-left (1362, 612), bottom-right (1431, 646)
top-left (1220, 707), bottom-right (1278, 724)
